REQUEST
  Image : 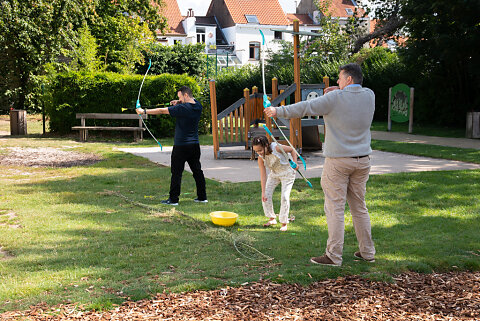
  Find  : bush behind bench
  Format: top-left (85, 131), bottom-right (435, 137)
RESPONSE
top-left (46, 71), bottom-right (206, 136)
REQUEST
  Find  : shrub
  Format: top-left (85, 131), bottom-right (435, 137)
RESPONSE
top-left (352, 47), bottom-right (409, 121)
top-left (214, 65), bottom-right (262, 113)
top-left (136, 43), bottom-right (206, 76)
top-left (46, 71), bottom-right (204, 136)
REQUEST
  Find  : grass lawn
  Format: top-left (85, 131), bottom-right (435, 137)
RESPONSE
top-left (1, 132), bottom-right (479, 312)
top-left (371, 121), bottom-right (466, 138)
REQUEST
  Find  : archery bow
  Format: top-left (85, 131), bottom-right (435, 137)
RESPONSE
top-left (263, 125), bottom-right (313, 188)
top-left (136, 59), bottom-right (162, 150)
top-left (122, 103), bottom-right (170, 112)
top-left (259, 30), bottom-right (307, 170)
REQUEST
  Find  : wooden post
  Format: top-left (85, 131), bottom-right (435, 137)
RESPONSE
top-left (209, 79), bottom-right (219, 159)
top-left (387, 87), bottom-right (392, 131)
top-left (252, 86), bottom-right (258, 121)
top-left (234, 108), bottom-right (239, 142)
top-left (229, 112), bottom-right (234, 142)
top-left (408, 87), bottom-right (414, 134)
top-left (266, 77), bottom-right (277, 139)
top-left (244, 88), bottom-right (250, 149)
top-left (323, 76), bottom-right (329, 89)
top-left (292, 20), bottom-right (302, 150)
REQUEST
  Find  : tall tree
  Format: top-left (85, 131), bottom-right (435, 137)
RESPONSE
top-left (353, 0), bottom-right (406, 53)
top-left (400, 0), bottom-right (480, 124)
top-left (0, 0), bottom-right (166, 110)
top-left (354, 0), bottom-right (479, 125)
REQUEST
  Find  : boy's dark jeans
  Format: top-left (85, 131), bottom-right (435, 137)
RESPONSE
top-left (169, 144), bottom-right (207, 203)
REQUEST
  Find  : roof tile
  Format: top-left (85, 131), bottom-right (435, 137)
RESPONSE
top-left (158, 0), bottom-right (185, 35)
top-left (224, 0), bottom-right (290, 25)
top-left (286, 13), bottom-right (314, 25)
top-left (319, 0), bottom-right (365, 18)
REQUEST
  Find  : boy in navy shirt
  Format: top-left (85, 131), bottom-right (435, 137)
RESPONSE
top-left (136, 86), bottom-right (207, 205)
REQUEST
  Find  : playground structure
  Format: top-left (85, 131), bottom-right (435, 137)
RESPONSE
top-left (208, 20), bottom-right (329, 159)
top-left (209, 76), bottom-right (329, 159)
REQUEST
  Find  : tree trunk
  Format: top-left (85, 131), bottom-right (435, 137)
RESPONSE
top-left (353, 16), bottom-right (407, 53)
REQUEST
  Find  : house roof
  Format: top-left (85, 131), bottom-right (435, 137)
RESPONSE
top-left (195, 16), bottom-right (217, 26)
top-left (223, 0), bottom-right (290, 25)
top-left (157, 0), bottom-right (186, 35)
top-left (286, 13), bottom-right (314, 25)
top-left (321, 0), bottom-right (365, 18)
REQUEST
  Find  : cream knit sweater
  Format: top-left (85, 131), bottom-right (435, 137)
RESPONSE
top-left (276, 86), bottom-right (375, 158)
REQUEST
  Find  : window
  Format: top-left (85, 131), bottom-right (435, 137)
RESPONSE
top-left (249, 41), bottom-right (260, 60)
top-left (245, 15), bottom-right (259, 24)
top-left (345, 8), bottom-right (354, 15)
top-left (274, 31), bottom-right (282, 40)
top-left (196, 27), bottom-right (206, 43)
top-left (174, 40), bottom-right (181, 45)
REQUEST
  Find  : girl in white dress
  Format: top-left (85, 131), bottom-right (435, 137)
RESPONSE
top-left (252, 135), bottom-right (297, 232)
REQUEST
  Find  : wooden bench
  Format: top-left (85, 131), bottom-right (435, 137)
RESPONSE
top-left (72, 113), bottom-right (148, 142)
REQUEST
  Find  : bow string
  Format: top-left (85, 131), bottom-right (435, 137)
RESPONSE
top-left (136, 59), bottom-right (163, 151)
top-left (259, 30), bottom-right (307, 171)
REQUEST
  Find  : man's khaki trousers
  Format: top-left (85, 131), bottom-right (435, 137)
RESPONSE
top-left (321, 157), bottom-right (375, 265)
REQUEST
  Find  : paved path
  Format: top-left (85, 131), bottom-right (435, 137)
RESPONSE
top-left (118, 145), bottom-right (480, 183)
top-left (371, 131), bottom-right (480, 149)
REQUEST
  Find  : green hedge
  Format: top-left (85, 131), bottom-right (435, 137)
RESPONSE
top-left (46, 71), bottom-right (209, 136)
top-left (212, 47), bottom-right (408, 122)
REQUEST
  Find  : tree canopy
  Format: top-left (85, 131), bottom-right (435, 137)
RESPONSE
top-left (355, 0), bottom-right (480, 124)
top-left (0, 0), bottom-right (166, 110)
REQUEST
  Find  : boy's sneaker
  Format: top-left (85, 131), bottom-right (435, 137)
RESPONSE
top-left (160, 199), bottom-right (178, 206)
top-left (310, 254), bottom-right (341, 266)
top-left (354, 251), bottom-right (375, 262)
top-left (194, 198), bottom-right (208, 203)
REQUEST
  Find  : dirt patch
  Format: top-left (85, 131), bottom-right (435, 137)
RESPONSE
top-left (0, 211), bottom-right (22, 229)
top-left (0, 147), bottom-right (102, 167)
top-left (0, 246), bottom-right (14, 260)
top-left (1, 272), bottom-right (478, 320)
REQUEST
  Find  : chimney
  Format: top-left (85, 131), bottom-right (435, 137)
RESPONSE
top-left (187, 8), bottom-right (194, 17)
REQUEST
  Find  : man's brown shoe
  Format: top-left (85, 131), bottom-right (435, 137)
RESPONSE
top-left (354, 251), bottom-right (375, 262)
top-left (310, 254), bottom-right (341, 266)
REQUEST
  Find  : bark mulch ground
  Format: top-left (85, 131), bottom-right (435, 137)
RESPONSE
top-left (2, 271), bottom-right (478, 320)
top-left (0, 147), bottom-right (101, 167)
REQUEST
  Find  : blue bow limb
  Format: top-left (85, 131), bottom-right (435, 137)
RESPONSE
top-left (136, 59), bottom-right (162, 151)
top-left (259, 30), bottom-right (306, 171)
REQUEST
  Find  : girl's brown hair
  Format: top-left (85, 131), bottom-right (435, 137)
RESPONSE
top-left (252, 135), bottom-right (272, 155)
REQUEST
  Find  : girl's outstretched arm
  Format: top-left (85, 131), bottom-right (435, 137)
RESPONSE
top-left (276, 144), bottom-right (297, 164)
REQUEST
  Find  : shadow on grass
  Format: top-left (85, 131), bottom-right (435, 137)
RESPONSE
top-left (2, 153), bottom-right (479, 311)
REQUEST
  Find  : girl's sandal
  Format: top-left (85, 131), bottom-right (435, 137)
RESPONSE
top-left (280, 224), bottom-right (288, 232)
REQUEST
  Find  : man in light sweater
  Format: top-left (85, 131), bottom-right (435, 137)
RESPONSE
top-left (264, 63), bottom-right (376, 266)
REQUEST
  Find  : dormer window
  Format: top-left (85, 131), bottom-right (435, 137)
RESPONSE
top-left (245, 15), bottom-right (259, 24)
top-left (345, 8), bottom-right (354, 15)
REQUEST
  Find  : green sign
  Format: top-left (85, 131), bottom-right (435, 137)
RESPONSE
top-left (390, 83), bottom-right (410, 123)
